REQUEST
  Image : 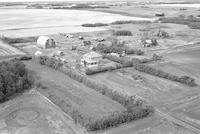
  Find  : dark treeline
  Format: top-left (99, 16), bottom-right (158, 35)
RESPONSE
top-left (111, 20), bottom-right (151, 25)
top-left (159, 16), bottom-right (200, 29)
top-left (113, 30), bottom-right (133, 36)
top-left (81, 23), bottom-right (109, 27)
top-left (86, 63), bottom-right (122, 75)
top-left (104, 55), bottom-right (196, 86)
top-left (93, 43), bottom-right (144, 55)
top-left (0, 60), bottom-right (35, 102)
top-left (0, 36), bottom-right (36, 44)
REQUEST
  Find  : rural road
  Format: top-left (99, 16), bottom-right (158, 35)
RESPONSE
top-left (156, 109), bottom-right (200, 134)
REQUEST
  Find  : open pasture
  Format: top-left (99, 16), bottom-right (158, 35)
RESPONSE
top-left (0, 41), bottom-right (24, 57)
top-left (24, 61), bottom-right (126, 121)
top-left (168, 97), bottom-right (200, 130)
top-left (97, 113), bottom-right (195, 134)
top-left (0, 90), bottom-right (85, 134)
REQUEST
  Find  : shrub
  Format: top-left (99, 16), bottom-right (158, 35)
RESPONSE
top-left (82, 23), bottom-right (108, 27)
top-left (0, 60), bottom-right (35, 102)
top-left (38, 56), bottom-right (63, 70)
top-left (113, 30), bottom-right (132, 36)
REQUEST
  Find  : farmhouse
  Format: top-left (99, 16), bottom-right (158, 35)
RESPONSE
top-left (37, 36), bottom-right (56, 49)
top-left (81, 51), bottom-right (102, 68)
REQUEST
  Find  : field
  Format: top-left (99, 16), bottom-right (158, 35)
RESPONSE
top-left (0, 9), bottom-right (153, 38)
top-left (97, 113), bottom-right (195, 134)
top-left (1, 1), bottom-right (200, 134)
top-left (0, 41), bottom-right (24, 58)
top-left (0, 90), bottom-right (85, 134)
top-left (24, 61), bottom-right (126, 121)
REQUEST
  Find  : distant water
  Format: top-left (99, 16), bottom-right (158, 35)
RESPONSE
top-left (0, 9), bottom-right (155, 38)
top-left (153, 4), bottom-right (200, 8)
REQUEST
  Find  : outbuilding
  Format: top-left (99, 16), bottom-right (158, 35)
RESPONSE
top-left (34, 51), bottom-right (42, 56)
top-left (37, 36), bottom-right (56, 49)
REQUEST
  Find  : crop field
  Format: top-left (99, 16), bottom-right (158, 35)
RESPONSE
top-left (0, 90), bottom-right (85, 134)
top-left (2, 1), bottom-right (200, 133)
top-left (0, 41), bottom-right (25, 57)
top-left (24, 61), bottom-right (126, 121)
top-left (89, 66), bottom-right (200, 106)
top-left (97, 113), bottom-right (195, 134)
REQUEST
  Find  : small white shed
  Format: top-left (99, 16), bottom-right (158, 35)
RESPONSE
top-left (34, 51), bottom-right (42, 56)
top-left (37, 36), bottom-right (56, 49)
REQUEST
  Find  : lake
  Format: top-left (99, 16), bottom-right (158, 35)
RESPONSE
top-left (0, 9), bottom-right (154, 38)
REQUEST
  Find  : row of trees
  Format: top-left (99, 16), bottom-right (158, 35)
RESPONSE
top-left (85, 63), bottom-right (122, 75)
top-left (111, 20), bottom-right (150, 25)
top-left (113, 30), bottom-right (133, 36)
top-left (104, 55), bottom-right (196, 86)
top-left (37, 56), bottom-right (154, 131)
top-left (93, 43), bottom-right (144, 55)
top-left (82, 23), bottom-right (108, 27)
top-left (0, 60), bottom-right (35, 102)
top-left (159, 16), bottom-right (200, 29)
top-left (133, 63), bottom-right (196, 86)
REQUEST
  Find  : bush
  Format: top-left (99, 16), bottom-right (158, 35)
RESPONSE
top-left (38, 56), bottom-right (63, 70)
top-left (113, 30), bottom-right (132, 36)
top-left (82, 23), bottom-right (108, 27)
top-left (0, 60), bottom-right (35, 102)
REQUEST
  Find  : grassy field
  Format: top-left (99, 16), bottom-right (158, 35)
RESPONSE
top-left (0, 41), bottom-right (25, 57)
top-left (2, 2), bottom-right (200, 133)
top-left (97, 113), bottom-right (195, 134)
top-left (24, 61), bottom-right (126, 121)
top-left (0, 90), bottom-right (85, 134)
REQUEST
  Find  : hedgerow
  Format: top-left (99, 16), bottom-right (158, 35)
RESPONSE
top-left (111, 20), bottom-right (151, 25)
top-left (85, 63), bottom-right (122, 75)
top-left (93, 43), bottom-right (144, 55)
top-left (113, 30), bottom-right (133, 36)
top-left (37, 56), bottom-right (154, 131)
top-left (82, 23), bottom-right (108, 27)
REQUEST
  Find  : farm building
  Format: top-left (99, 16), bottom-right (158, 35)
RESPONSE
top-left (51, 50), bottom-right (64, 57)
top-left (37, 36), bottom-right (56, 49)
top-left (81, 51), bottom-right (102, 68)
top-left (34, 51), bottom-right (42, 56)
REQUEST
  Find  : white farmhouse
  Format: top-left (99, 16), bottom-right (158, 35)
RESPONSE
top-left (81, 51), bottom-right (102, 68)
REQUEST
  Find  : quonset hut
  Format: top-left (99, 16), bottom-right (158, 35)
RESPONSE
top-left (37, 36), bottom-right (56, 49)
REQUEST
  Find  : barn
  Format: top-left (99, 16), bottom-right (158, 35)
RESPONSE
top-left (37, 36), bottom-right (56, 49)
